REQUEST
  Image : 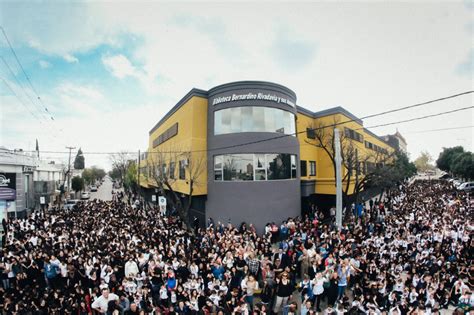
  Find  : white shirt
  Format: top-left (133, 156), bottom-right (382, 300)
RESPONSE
top-left (125, 260), bottom-right (139, 278)
top-left (91, 293), bottom-right (119, 313)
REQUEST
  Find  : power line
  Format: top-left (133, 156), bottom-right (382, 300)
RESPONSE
top-left (1, 77), bottom-right (59, 140)
top-left (0, 56), bottom-right (50, 122)
top-left (0, 26), bottom-right (55, 120)
top-left (17, 104), bottom-right (474, 156)
top-left (403, 125), bottom-right (474, 134)
top-left (363, 106), bottom-right (474, 129)
top-left (10, 90), bottom-right (473, 156)
top-left (362, 91), bottom-right (474, 119)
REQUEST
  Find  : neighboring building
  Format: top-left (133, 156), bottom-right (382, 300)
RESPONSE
top-left (382, 131), bottom-right (407, 153)
top-left (34, 161), bottom-right (65, 207)
top-left (139, 81), bottom-right (394, 230)
top-left (0, 147), bottom-right (66, 221)
top-left (0, 147), bottom-right (36, 220)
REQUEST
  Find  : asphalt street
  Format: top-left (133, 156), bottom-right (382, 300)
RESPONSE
top-left (89, 176), bottom-right (114, 201)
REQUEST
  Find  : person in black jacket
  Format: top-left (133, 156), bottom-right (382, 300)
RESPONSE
top-left (326, 272), bottom-right (339, 307)
top-left (273, 272), bottom-right (294, 314)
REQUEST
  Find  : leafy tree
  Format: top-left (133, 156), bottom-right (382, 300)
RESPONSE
top-left (74, 148), bottom-right (85, 169)
top-left (123, 161), bottom-right (138, 192)
top-left (451, 152), bottom-right (474, 180)
top-left (71, 176), bottom-right (84, 193)
top-left (82, 168), bottom-right (94, 185)
top-left (436, 146), bottom-right (464, 173)
top-left (82, 167), bottom-right (106, 185)
top-left (414, 151), bottom-right (435, 172)
top-left (108, 167), bottom-right (122, 182)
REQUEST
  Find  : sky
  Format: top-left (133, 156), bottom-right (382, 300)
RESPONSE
top-left (0, 1), bottom-right (472, 170)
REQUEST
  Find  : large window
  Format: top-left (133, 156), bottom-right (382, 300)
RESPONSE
top-left (214, 107), bottom-right (296, 135)
top-left (214, 153), bottom-right (297, 181)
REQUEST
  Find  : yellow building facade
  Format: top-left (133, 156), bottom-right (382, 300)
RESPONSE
top-left (140, 82), bottom-right (395, 227)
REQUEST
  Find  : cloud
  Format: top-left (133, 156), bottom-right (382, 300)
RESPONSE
top-left (101, 54), bottom-right (140, 79)
top-left (38, 60), bottom-right (51, 69)
top-left (271, 27), bottom-right (317, 70)
top-left (456, 50), bottom-right (473, 77)
top-left (63, 54), bottom-right (79, 63)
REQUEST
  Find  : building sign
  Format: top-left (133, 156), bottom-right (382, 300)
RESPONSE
top-left (0, 173), bottom-right (15, 189)
top-left (212, 92), bottom-right (296, 107)
top-left (151, 195), bottom-right (157, 202)
top-left (0, 173), bottom-right (16, 201)
top-left (23, 166), bottom-right (36, 173)
top-left (40, 196), bottom-right (46, 205)
top-left (158, 196), bottom-right (166, 215)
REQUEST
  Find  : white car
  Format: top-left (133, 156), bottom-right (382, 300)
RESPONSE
top-left (64, 199), bottom-right (80, 210)
top-left (81, 192), bottom-right (90, 200)
top-left (90, 185), bottom-right (98, 192)
top-left (457, 182), bottom-right (474, 192)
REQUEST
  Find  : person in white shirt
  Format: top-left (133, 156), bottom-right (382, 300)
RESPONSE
top-left (124, 258), bottom-right (139, 278)
top-left (91, 288), bottom-right (119, 314)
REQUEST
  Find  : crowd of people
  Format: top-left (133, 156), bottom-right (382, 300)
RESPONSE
top-left (0, 180), bottom-right (472, 314)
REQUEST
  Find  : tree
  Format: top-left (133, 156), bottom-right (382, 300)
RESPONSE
top-left (414, 151), bottom-right (435, 173)
top-left (82, 167), bottom-right (106, 185)
top-left (74, 148), bottom-right (85, 169)
top-left (148, 147), bottom-right (205, 229)
top-left (451, 151), bottom-right (474, 180)
top-left (109, 151), bottom-right (134, 184)
top-left (306, 117), bottom-right (390, 205)
top-left (123, 161), bottom-right (138, 192)
top-left (71, 176), bottom-right (84, 193)
top-left (436, 146), bottom-right (465, 173)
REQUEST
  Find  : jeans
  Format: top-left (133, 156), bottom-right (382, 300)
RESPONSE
top-left (2, 278), bottom-right (9, 289)
top-left (245, 295), bottom-right (254, 310)
top-left (337, 285), bottom-right (346, 300)
top-left (273, 296), bottom-right (290, 313)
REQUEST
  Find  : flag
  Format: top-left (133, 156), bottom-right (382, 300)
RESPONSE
top-left (36, 139), bottom-right (39, 158)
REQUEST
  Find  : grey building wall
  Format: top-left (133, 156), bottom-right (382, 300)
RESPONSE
top-left (206, 81), bottom-right (301, 232)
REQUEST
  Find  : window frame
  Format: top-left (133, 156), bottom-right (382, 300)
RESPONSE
top-left (309, 161), bottom-right (316, 176)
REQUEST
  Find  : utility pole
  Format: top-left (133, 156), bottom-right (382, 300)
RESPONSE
top-left (66, 146), bottom-right (76, 197)
top-left (334, 128), bottom-right (343, 230)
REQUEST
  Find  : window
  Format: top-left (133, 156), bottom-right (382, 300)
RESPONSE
top-left (300, 160), bottom-right (307, 177)
top-left (254, 154), bottom-right (266, 180)
top-left (153, 123), bottom-right (178, 148)
top-left (306, 128), bottom-right (315, 139)
top-left (179, 160), bottom-right (186, 180)
top-left (214, 153), bottom-right (297, 181)
top-left (267, 154), bottom-right (291, 180)
top-left (344, 127), bottom-right (363, 143)
top-left (291, 155), bottom-right (297, 178)
top-left (214, 156), bottom-right (223, 181)
top-left (169, 162), bottom-right (175, 179)
top-left (214, 106), bottom-right (296, 135)
top-left (223, 154), bottom-right (254, 181)
top-left (162, 163), bottom-right (167, 177)
top-left (309, 161), bottom-right (316, 176)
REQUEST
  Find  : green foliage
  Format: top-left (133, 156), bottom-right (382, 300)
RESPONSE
top-left (108, 168), bottom-right (121, 181)
top-left (414, 151), bottom-right (435, 172)
top-left (71, 176), bottom-right (84, 193)
top-left (436, 146), bottom-right (464, 173)
top-left (74, 148), bottom-right (85, 169)
top-left (82, 167), bottom-right (106, 185)
top-left (123, 161), bottom-right (138, 191)
top-left (451, 152), bottom-right (474, 180)
top-left (365, 151), bottom-right (417, 189)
